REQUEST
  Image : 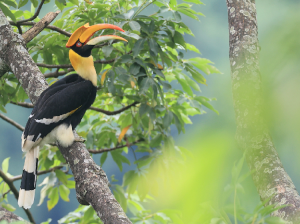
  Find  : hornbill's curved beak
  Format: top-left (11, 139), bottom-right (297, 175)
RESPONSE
top-left (66, 23), bottom-right (127, 48)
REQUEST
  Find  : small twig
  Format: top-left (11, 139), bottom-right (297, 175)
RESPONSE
top-left (10, 101), bottom-right (34, 108)
top-left (130, 146), bottom-right (141, 172)
top-left (88, 139), bottom-right (144, 154)
top-left (90, 102), bottom-right (139, 115)
top-left (0, 169), bottom-right (35, 223)
top-left (2, 189), bottom-right (11, 198)
top-left (44, 69), bottom-right (73, 78)
top-left (17, 0), bottom-right (46, 24)
top-left (16, 24), bottom-right (22, 34)
top-left (11, 165), bottom-right (64, 182)
top-left (0, 113), bottom-right (24, 131)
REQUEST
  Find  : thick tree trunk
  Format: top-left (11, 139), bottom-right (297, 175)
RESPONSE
top-left (226, 0), bottom-right (300, 221)
top-left (0, 9), bottom-right (131, 224)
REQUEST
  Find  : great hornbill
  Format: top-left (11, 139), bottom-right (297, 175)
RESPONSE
top-left (18, 23), bottom-right (127, 209)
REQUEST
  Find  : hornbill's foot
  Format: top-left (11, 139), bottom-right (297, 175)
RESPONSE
top-left (74, 136), bottom-right (85, 143)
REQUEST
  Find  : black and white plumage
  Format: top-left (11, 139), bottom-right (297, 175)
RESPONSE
top-left (18, 22), bottom-right (127, 209)
top-left (18, 74), bottom-right (97, 209)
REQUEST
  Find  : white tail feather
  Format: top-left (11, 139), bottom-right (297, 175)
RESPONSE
top-left (18, 146), bottom-right (39, 209)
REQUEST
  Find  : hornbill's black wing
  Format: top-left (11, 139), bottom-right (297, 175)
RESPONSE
top-left (24, 78), bottom-right (96, 142)
top-left (31, 74), bottom-right (80, 116)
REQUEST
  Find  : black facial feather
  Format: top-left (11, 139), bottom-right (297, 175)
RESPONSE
top-left (70, 41), bottom-right (94, 57)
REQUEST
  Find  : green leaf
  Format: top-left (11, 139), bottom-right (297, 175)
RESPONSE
top-left (0, 3), bottom-right (16, 22)
top-left (69, 0), bottom-right (79, 5)
top-left (120, 55), bottom-right (133, 63)
top-left (139, 77), bottom-right (151, 94)
top-left (65, 180), bottom-right (75, 189)
top-left (163, 110), bottom-right (173, 128)
top-left (129, 63), bottom-right (140, 76)
top-left (18, 0), bottom-right (28, 8)
top-left (47, 187), bottom-right (59, 210)
top-left (183, 0), bottom-right (203, 4)
top-left (175, 73), bottom-right (193, 96)
top-left (173, 11), bottom-right (181, 22)
top-left (194, 96), bottom-right (219, 115)
top-left (183, 73), bottom-right (200, 91)
top-left (2, 158), bottom-right (10, 174)
top-left (113, 185), bottom-right (127, 212)
top-left (148, 19), bottom-right (155, 34)
top-left (102, 45), bottom-right (113, 58)
top-left (132, 39), bottom-right (145, 57)
top-left (148, 39), bottom-right (160, 56)
top-left (2, 0), bottom-right (17, 8)
top-left (55, 169), bottom-right (68, 185)
top-left (82, 206), bottom-right (95, 222)
top-left (186, 43), bottom-right (200, 54)
top-left (139, 103), bottom-right (151, 117)
top-left (124, 9), bottom-right (134, 19)
top-left (1, 203), bottom-right (15, 212)
top-left (30, 0), bottom-right (38, 7)
top-left (188, 57), bottom-right (222, 75)
top-left (129, 21), bottom-right (141, 31)
top-left (13, 10), bottom-right (23, 18)
top-left (0, 104), bottom-right (7, 113)
top-left (59, 185), bottom-right (70, 202)
top-left (55, 0), bottom-right (64, 11)
top-left (173, 113), bottom-right (182, 134)
top-left (187, 67), bottom-right (206, 85)
top-left (107, 70), bottom-right (116, 94)
top-left (100, 152), bottom-right (108, 166)
top-left (178, 8), bottom-right (199, 20)
top-left (123, 170), bottom-right (136, 187)
top-left (174, 31), bottom-right (186, 48)
top-left (150, 134), bottom-right (163, 147)
top-left (111, 151), bottom-right (129, 172)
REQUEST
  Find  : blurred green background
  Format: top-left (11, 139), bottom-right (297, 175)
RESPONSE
top-left (1, 0), bottom-right (300, 223)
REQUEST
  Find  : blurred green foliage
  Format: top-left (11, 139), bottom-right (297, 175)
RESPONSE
top-left (1, 0), bottom-right (299, 223)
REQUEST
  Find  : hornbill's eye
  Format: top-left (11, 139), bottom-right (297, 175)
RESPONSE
top-left (76, 41), bottom-right (82, 47)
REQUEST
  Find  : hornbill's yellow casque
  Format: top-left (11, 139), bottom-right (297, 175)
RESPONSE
top-left (18, 23), bottom-right (127, 209)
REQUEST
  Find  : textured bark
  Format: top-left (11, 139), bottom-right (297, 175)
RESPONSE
top-left (226, 0), bottom-right (300, 222)
top-left (59, 135), bottom-right (130, 223)
top-left (21, 11), bottom-right (60, 43)
top-left (0, 9), bottom-right (131, 224)
top-left (0, 11), bottom-right (59, 78)
top-left (0, 206), bottom-right (29, 223)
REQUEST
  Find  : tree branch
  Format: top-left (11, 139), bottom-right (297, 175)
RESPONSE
top-left (0, 113), bottom-right (24, 131)
top-left (226, 0), bottom-right (300, 221)
top-left (0, 206), bottom-right (29, 223)
top-left (44, 69), bottom-right (73, 78)
top-left (17, 0), bottom-right (46, 24)
top-left (88, 139), bottom-right (144, 154)
top-left (10, 165), bottom-right (64, 182)
top-left (37, 56), bottom-right (126, 70)
top-left (10, 101), bottom-right (34, 108)
top-left (10, 21), bottom-right (72, 37)
top-left (22, 11), bottom-right (60, 43)
top-left (0, 169), bottom-right (35, 223)
top-left (11, 101), bottom-right (139, 116)
top-left (0, 9), bottom-right (131, 224)
top-left (90, 102), bottom-right (139, 115)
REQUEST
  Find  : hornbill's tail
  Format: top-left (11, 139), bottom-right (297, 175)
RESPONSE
top-left (18, 146), bottom-right (39, 209)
